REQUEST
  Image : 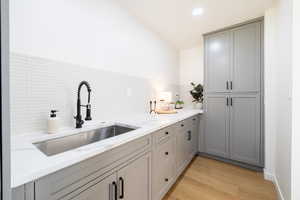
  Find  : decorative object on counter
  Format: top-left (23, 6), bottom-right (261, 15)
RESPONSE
top-left (149, 100), bottom-right (157, 114)
top-left (190, 82), bottom-right (204, 109)
top-left (175, 94), bottom-right (184, 109)
top-left (155, 109), bottom-right (177, 114)
top-left (74, 81), bottom-right (92, 128)
top-left (48, 110), bottom-right (60, 134)
top-left (157, 91), bottom-right (172, 111)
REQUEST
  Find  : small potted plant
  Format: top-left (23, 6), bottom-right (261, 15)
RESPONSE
top-left (190, 82), bottom-right (204, 109)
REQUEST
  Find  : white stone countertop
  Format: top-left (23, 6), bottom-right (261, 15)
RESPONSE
top-left (11, 109), bottom-right (203, 188)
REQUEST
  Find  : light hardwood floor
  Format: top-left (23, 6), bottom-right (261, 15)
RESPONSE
top-left (163, 156), bottom-right (277, 200)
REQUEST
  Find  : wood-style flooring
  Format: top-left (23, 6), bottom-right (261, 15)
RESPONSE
top-left (163, 156), bottom-right (277, 200)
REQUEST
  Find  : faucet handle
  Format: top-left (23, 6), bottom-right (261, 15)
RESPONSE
top-left (85, 104), bottom-right (92, 121)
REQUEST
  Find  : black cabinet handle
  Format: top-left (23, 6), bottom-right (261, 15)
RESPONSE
top-left (165, 131), bottom-right (169, 135)
top-left (165, 178), bottom-right (169, 182)
top-left (230, 81), bottom-right (233, 90)
top-left (119, 177), bottom-right (124, 199)
top-left (188, 131), bottom-right (192, 141)
top-left (230, 98), bottom-right (233, 106)
top-left (226, 81), bottom-right (229, 90)
top-left (193, 118), bottom-right (196, 121)
top-left (165, 152), bottom-right (169, 155)
top-left (226, 97), bottom-right (229, 106)
top-left (112, 181), bottom-right (117, 200)
top-left (181, 124), bottom-right (184, 127)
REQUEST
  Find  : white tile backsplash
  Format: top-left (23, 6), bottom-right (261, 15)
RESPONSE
top-left (10, 53), bottom-right (179, 135)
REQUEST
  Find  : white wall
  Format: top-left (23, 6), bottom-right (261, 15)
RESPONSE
top-left (264, 0), bottom-right (293, 199)
top-left (292, 0), bottom-right (300, 199)
top-left (264, 5), bottom-right (279, 183)
top-left (9, 0), bottom-right (179, 135)
top-left (179, 42), bottom-right (204, 107)
top-left (10, 0), bottom-right (179, 85)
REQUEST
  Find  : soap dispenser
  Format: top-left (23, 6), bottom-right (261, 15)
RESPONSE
top-left (48, 110), bottom-right (60, 134)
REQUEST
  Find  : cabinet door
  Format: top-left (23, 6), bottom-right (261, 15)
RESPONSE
top-left (175, 124), bottom-right (190, 171)
top-left (70, 173), bottom-right (116, 200)
top-left (229, 95), bottom-right (261, 165)
top-left (205, 31), bottom-right (231, 93)
top-left (232, 22), bottom-right (261, 92)
top-left (191, 116), bottom-right (199, 155)
top-left (117, 153), bottom-right (151, 200)
top-left (204, 95), bottom-right (230, 158)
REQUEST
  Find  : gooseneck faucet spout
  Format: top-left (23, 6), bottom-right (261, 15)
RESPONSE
top-left (75, 81), bottom-right (92, 128)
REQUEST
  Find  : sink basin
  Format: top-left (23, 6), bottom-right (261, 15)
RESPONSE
top-left (33, 124), bottom-right (138, 156)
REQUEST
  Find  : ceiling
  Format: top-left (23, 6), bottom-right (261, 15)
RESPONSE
top-left (114, 0), bottom-right (274, 49)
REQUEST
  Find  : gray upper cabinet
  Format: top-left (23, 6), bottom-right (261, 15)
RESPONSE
top-left (204, 95), bottom-right (229, 158)
top-left (205, 31), bottom-right (231, 93)
top-left (229, 95), bottom-right (261, 166)
top-left (232, 22), bottom-right (261, 93)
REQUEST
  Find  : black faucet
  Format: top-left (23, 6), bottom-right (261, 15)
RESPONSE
top-left (74, 81), bottom-right (92, 128)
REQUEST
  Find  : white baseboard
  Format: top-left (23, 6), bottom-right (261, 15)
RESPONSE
top-left (274, 176), bottom-right (285, 200)
top-left (264, 170), bottom-right (275, 181)
top-left (264, 170), bottom-right (285, 200)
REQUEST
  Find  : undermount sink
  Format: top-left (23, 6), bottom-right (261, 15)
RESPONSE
top-left (33, 124), bottom-right (138, 156)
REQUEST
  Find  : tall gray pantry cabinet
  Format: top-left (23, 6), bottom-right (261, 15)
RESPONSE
top-left (203, 19), bottom-right (264, 168)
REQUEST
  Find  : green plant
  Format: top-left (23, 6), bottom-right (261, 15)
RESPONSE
top-left (176, 100), bottom-right (184, 105)
top-left (190, 82), bottom-right (203, 103)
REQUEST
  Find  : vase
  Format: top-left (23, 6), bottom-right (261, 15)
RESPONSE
top-left (194, 102), bottom-right (203, 109)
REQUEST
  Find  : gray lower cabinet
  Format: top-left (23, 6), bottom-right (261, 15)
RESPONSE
top-left (12, 115), bottom-right (200, 200)
top-left (70, 173), bottom-right (116, 200)
top-left (204, 95), bottom-right (229, 158)
top-left (175, 122), bottom-right (190, 172)
top-left (152, 138), bottom-right (175, 200)
top-left (229, 95), bottom-right (261, 166)
top-left (117, 153), bottom-right (151, 200)
top-left (204, 94), bottom-right (261, 166)
top-left (69, 152), bottom-right (151, 200)
top-left (191, 116), bottom-right (200, 155)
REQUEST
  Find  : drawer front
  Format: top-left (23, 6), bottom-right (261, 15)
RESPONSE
top-left (152, 138), bottom-right (175, 198)
top-left (191, 115), bottom-right (199, 127)
top-left (35, 135), bottom-right (152, 200)
top-left (154, 126), bottom-right (174, 144)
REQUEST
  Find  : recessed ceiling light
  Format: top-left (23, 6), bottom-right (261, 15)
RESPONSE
top-left (192, 8), bottom-right (204, 16)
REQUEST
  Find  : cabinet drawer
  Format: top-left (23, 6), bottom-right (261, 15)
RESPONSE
top-left (174, 120), bottom-right (186, 130)
top-left (191, 115), bottom-right (199, 126)
top-left (154, 126), bottom-right (174, 144)
top-left (152, 138), bottom-right (175, 199)
top-left (35, 135), bottom-right (151, 200)
top-left (155, 165), bottom-right (173, 197)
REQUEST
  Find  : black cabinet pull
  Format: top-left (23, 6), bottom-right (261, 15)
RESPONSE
top-left (188, 131), bottom-right (192, 141)
top-left (181, 124), bottom-right (184, 127)
top-left (193, 118), bottom-right (196, 121)
top-left (119, 177), bottom-right (124, 199)
top-left (226, 97), bottom-right (229, 106)
top-left (165, 131), bottom-right (169, 135)
top-left (165, 152), bottom-right (169, 155)
top-left (226, 81), bottom-right (229, 90)
top-left (230, 98), bottom-right (233, 106)
top-left (165, 178), bottom-right (169, 182)
top-left (112, 181), bottom-right (117, 200)
top-left (230, 81), bottom-right (233, 90)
